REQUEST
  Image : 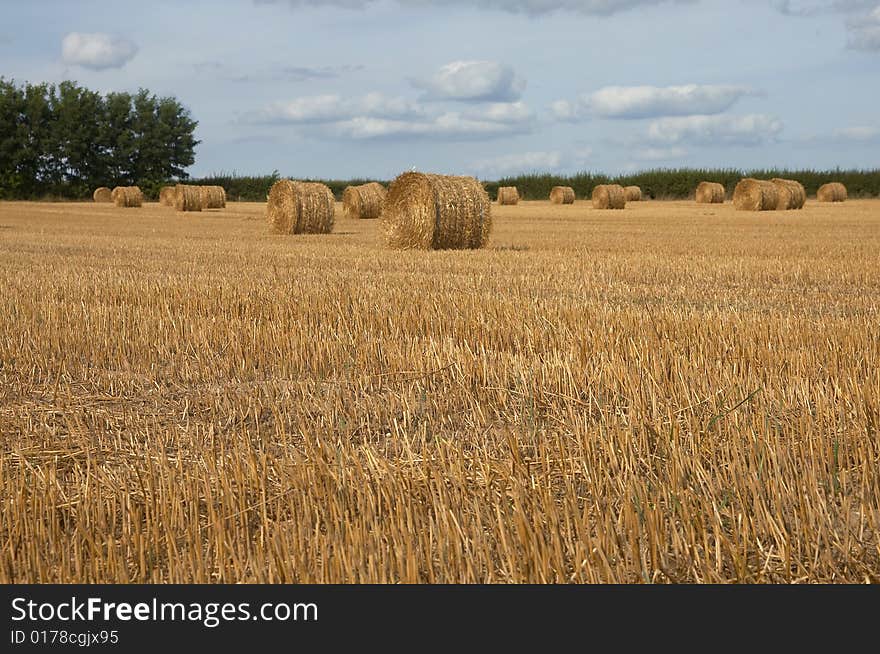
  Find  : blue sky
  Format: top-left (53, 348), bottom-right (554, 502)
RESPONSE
top-left (2, 0), bottom-right (878, 179)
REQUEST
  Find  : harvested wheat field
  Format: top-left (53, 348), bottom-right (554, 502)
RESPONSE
top-left (1, 198), bottom-right (878, 584)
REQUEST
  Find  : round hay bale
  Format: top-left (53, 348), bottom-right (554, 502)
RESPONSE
top-left (771, 178), bottom-right (806, 210)
top-left (733, 178), bottom-right (778, 212)
top-left (112, 186), bottom-right (143, 208)
top-left (695, 182), bottom-right (725, 204)
top-left (174, 184), bottom-right (203, 212)
top-left (93, 187), bottom-right (112, 203)
top-left (817, 182), bottom-right (847, 203)
top-left (623, 185), bottom-right (642, 202)
top-left (497, 186), bottom-right (520, 205)
top-left (199, 185), bottom-right (227, 209)
top-left (381, 172), bottom-right (492, 250)
top-left (342, 182), bottom-right (386, 219)
top-left (267, 179), bottom-right (335, 234)
top-left (592, 184), bottom-right (626, 210)
top-left (159, 185), bottom-right (177, 207)
top-left (549, 186), bottom-right (575, 204)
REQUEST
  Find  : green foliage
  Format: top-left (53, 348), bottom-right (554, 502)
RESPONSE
top-left (0, 78), bottom-right (199, 200)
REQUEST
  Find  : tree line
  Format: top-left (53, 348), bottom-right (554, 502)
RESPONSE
top-left (0, 78), bottom-right (199, 200)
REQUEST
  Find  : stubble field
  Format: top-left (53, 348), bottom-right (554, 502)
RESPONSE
top-left (1, 198), bottom-right (878, 583)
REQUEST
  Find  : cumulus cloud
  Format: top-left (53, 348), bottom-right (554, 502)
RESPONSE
top-left (470, 148), bottom-right (592, 176)
top-left (413, 61), bottom-right (526, 102)
top-left (846, 6), bottom-right (880, 50)
top-left (833, 125), bottom-right (880, 140)
top-left (61, 33), bottom-right (138, 70)
top-left (552, 84), bottom-right (757, 121)
top-left (633, 146), bottom-right (688, 161)
top-left (646, 114), bottom-right (783, 146)
top-left (770, 1), bottom-right (875, 16)
top-left (251, 93), bottom-right (426, 123)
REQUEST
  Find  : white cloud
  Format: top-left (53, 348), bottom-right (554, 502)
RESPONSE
top-left (847, 6), bottom-right (880, 50)
top-left (252, 92), bottom-right (425, 123)
top-left (61, 33), bottom-right (138, 70)
top-left (260, 1), bottom-right (690, 16)
top-left (468, 101), bottom-right (534, 123)
top-left (553, 84), bottom-right (757, 121)
top-left (333, 111), bottom-right (531, 140)
top-left (770, 1), bottom-right (876, 16)
top-left (833, 125), bottom-right (880, 140)
top-left (470, 147), bottom-right (592, 176)
top-left (633, 146), bottom-right (688, 161)
top-left (414, 60), bottom-right (526, 102)
top-left (646, 114), bottom-right (783, 146)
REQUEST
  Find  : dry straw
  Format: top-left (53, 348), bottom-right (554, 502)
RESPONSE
top-left (174, 185), bottom-right (203, 212)
top-left (199, 186), bottom-right (227, 209)
top-left (733, 178), bottom-right (779, 211)
top-left (623, 185), bottom-right (642, 202)
top-left (342, 182), bottom-right (386, 219)
top-left (771, 178), bottom-right (806, 210)
top-left (695, 182), bottom-right (725, 204)
top-left (111, 186), bottom-right (143, 208)
top-left (92, 187), bottom-right (112, 203)
top-left (267, 179), bottom-right (335, 234)
top-left (549, 186), bottom-right (575, 204)
top-left (592, 184), bottom-right (626, 210)
top-left (817, 182), bottom-right (847, 203)
top-left (159, 186), bottom-right (176, 207)
top-left (497, 186), bottom-right (520, 205)
top-left (382, 172), bottom-right (492, 250)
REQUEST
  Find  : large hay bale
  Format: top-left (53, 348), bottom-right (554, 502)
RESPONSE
top-left (174, 184), bottom-right (203, 212)
top-left (199, 185), bottom-right (227, 209)
top-left (497, 186), bottom-right (520, 205)
top-left (267, 179), bottom-right (335, 234)
top-left (112, 186), bottom-right (143, 208)
top-left (817, 182), bottom-right (847, 203)
top-left (592, 184), bottom-right (626, 210)
top-left (771, 178), bottom-right (806, 210)
top-left (342, 182), bottom-right (386, 219)
top-left (549, 186), bottom-right (575, 204)
top-left (159, 185), bottom-right (177, 206)
top-left (733, 178), bottom-right (779, 212)
top-left (93, 187), bottom-right (112, 203)
top-left (382, 172), bottom-right (491, 250)
top-left (695, 182), bottom-right (725, 204)
top-left (623, 185), bottom-right (642, 202)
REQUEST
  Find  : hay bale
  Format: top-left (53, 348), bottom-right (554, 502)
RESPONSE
top-left (733, 178), bottom-right (778, 212)
top-left (549, 186), bottom-right (575, 204)
top-left (174, 184), bottom-right (202, 212)
top-left (695, 182), bottom-right (725, 204)
top-left (342, 182), bottom-right (386, 219)
top-left (159, 186), bottom-right (177, 206)
top-left (497, 186), bottom-right (520, 205)
top-left (771, 178), bottom-right (806, 210)
top-left (381, 172), bottom-right (492, 250)
top-left (591, 184), bottom-right (626, 210)
top-left (93, 187), bottom-right (112, 203)
top-left (199, 185), bottom-right (227, 209)
top-left (623, 185), bottom-right (642, 202)
top-left (267, 179), bottom-right (335, 234)
top-left (817, 182), bottom-right (847, 203)
top-left (112, 186), bottom-right (143, 208)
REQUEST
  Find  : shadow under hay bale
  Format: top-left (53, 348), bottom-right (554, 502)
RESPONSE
top-left (695, 182), bottom-right (725, 204)
top-left (497, 186), bottom-right (520, 205)
top-left (549, 186), bottom-right (575, 204)
top-left (111, 186), bottom-right (143, 208)
top-left (199, 186), bottom-right (227, 209)
top-left (817, 182), bottom-right (847, 203)
top-left (267, 179), bottom-right (335, 234)
top-left (174, 185), bottom-right (202, 212)
top-left (382, 172), bottom-right (492, 250)
top-left (93, 187), bottom-right (112, 203)
top-left (342, 182), bottom-right (386, 219)
top-left (592, 184), bottom-right (626, 210)
top-left (623, 185), bottom-right (642, 202)
top-left (733, 179), bottom-right (779, 212)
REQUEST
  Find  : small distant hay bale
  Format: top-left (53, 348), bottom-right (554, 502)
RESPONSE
top-left (817, 182), bottom-right (847, 203)
top-left (174, 184), bottom-right (203, 212)
top-left (267, 179), bottom-right (335, 234)
top-left (111, 186), bottom-right (143, 208)
top-left (623, 185), bottom-right (642, 202)
top-left (550, 186), bottom-right (575, 204)
top-left (733, 178), bottom-right (778, 212)
top-left (342, 182), bottom-right (386, 219)
top-left (199, 185), bottom-right (227, 209)
top-left (497, 186), bottom-right (520, 205)
top-left (695, 182), bottom-right (725, 204)
top-left (159, 186), bottom-right (177, 206)
top-left (93, 187), bottom-right (112, 203)
top-left (591, 184), bottom-right (626, 210)
top-left (771, 178), bottom-right (806, 210)
top-left (381, 172), bottom-right (492, 250)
